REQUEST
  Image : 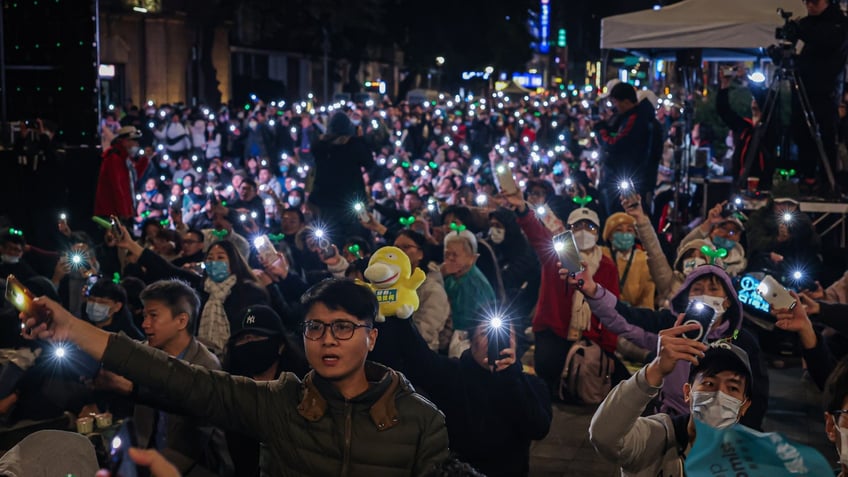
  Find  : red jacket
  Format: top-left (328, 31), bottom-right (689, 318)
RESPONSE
top-left (517, 210), bottom-right (620, 353)
top-left (94, 143), bottom-right (149, 220)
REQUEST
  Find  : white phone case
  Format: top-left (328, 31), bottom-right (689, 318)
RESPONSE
top-left (756, 275), bottom-right (796, 310)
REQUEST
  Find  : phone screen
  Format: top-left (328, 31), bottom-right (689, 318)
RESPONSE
top-left (5, 274), bottom-right (51, 327)
top-left (108, 419), bottom-right (138, 477)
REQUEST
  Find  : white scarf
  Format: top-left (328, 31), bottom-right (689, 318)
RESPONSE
top-left (198, 275), bottom-right (237, 354)
top-left (570, 247), bottom-right (603, 332)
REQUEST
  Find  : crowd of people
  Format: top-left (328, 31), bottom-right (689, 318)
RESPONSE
top-left (3, 2), bottom-right (848, 473)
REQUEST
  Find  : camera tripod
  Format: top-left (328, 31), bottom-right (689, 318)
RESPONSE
top-left (738, 48), bottom-right (838, 197)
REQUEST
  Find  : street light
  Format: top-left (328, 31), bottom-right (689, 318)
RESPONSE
top-left (435, 56), bottom-right (445, 66)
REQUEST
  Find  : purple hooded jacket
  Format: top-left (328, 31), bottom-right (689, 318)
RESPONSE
top-left (584, 265), bottom-right (766, 426)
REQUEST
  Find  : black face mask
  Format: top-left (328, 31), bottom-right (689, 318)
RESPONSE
top-left (228, 338), bottom-right (281, 377)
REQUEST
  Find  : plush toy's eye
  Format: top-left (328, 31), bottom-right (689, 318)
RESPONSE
top-left (386, 254), bottom-right (396, 260)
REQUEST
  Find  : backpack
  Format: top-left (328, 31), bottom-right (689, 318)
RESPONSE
top-left (559, 338), bottom-right (614, 404)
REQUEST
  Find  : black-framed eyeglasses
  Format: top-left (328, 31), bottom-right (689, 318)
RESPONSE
top-left (302, 320), bottom-right (372, 341)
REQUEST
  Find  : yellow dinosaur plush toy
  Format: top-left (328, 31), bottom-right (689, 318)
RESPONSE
top-left (361, 246), bottom-right (426, 322)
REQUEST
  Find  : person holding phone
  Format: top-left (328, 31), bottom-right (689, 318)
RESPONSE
top-left (369, 311), bottom-right (551, 477)
top-left (560, 262), bottom-right (769, 430)
top-left (21, 278), bottom-right (450, 476)
top-left (590, 327), bottom-right (753, 477)
top-left (500, 191), bottom-right (620, 399)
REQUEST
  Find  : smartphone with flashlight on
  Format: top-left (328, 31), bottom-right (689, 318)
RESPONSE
top-left (110, 215), bottom-right (123, 240)
top-left (756, 275), bottom-right (797, 310)
top-left (552, 231), bottom-right (584, 275)
top-left (618, 179), bottom-right (638, 202)
top-left (495, 163), bottom-right (519, 195)
top-left (681, 300), bottom-right (718, 342)
top-left (107, 419), bottom-right (139, 477)
top-left (253, 235), bottom-right (279, 265)
top-left (353, 202), bottom-right (371, 223)
top-left (5, 274), bottom-right (51, 328)
top-left (487, 317), bottom-right (507, 372)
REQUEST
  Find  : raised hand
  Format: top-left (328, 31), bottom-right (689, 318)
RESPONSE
top-left (645, 319), bottom-right (708, 387)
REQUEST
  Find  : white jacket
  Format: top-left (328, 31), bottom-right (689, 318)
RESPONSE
top-left (413, 263), bottom-right (452, 351)
top-left (590, 367), bottom-right (686, 477)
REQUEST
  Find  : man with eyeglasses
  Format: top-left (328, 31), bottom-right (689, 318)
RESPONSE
top-left (172, 229), bottom-right (206, 267)
top-left (21, 278), bottom-right (449, 476)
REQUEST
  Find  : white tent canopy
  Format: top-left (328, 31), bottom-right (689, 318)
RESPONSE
top-left (601, 0), bottom-right (786, 50)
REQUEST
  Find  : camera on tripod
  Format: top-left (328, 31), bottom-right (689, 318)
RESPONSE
top-left (767, 9), bottom-right (801, 65)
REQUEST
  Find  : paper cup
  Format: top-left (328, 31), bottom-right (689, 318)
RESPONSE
top-left (76, 416), bottom-right (94, 434)
top-left (95, 412), bottom-right (113, 429)
top-left (747, 176), bottom-right (760, 193)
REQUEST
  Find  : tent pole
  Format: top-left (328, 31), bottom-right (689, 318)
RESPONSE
top-left (601, 49), bottom-right (610, 85)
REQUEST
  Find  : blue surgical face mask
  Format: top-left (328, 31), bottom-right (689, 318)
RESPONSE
top-left (712, 235), bottom-right (737, 251)
top-left (611, 232), bottom-right (635, 251)
top-left (204, 260), bottom-right (231, 283)
top-left (86, 301), bottom-right (112, 324)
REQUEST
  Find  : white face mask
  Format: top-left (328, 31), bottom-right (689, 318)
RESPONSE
top-left (573, 230), bottom-right (597, 251)
top-left (833, 416), bottom-right (848, 465)
top-left (1, 254), bottom-right (20, 265)
top-left (683, 257), bottom-right (707, 276)
top-left (689, 294), bottom-right (726, 322)
top-left (489, 227), bottom-right (505, 244)
top-left (129, 146), bottom-right (140, 157)
top-left (691, 390), bottom-right (744, 429)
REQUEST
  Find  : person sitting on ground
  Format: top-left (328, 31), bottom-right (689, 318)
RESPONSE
top-left (561, 263), bottom-right (769, 430)
top-left (441, 229), bottom-right (496, 358)
top-left (590, 335), bottom-right (753, 477)
top-left (602, 212), bottom-right (654, 309)
top-left (84, 279), bottom-right (144, 340)
top-left (372, 308), bottom-right (551, 477)
top-left (680, 201), bottom-right (747, 277)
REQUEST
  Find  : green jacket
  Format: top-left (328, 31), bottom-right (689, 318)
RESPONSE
top-left (102, 334), bottom-right (449, 476)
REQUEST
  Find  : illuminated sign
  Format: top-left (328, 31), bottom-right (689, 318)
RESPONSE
top-left (539, 0), bottom-right (550, 53)
top-left (462, 71), bottom-right (492, 80)
top-left (513, 73), bottom-right (543, 88)
top-left (737, 275), bottom-right (770, 314)
top-left (99, 64), bottom-right (116, 78)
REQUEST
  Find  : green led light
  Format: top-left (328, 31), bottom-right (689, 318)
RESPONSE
top-left (57, 86), bottom-right (63, 91)
top-left (34, 44), bottom-right (39, 49)
top-left (56, 42), bottom-right (61, 47)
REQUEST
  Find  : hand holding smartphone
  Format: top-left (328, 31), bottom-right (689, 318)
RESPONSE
top-left (553, 232), bottom-right (584, 275)
top-left (107, 419), bottom-right (139, 477)
top-left (6, 274), bottom-right (52, 330)
top-left (756, 275), bottom-right (797, 310)
top-left (495, 163), bottom-right (519, 195)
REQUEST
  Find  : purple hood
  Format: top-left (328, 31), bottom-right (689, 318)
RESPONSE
top-left (669, 264), bottom-right (742, 336)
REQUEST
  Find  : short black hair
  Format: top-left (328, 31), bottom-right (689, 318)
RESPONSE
top-left (88, 279), bottom-right (128, 305)
top-left (241, 178), bottom-right (257, 189)
top-left (688, 349), bottom-right (752, 398)
top-left (300, 278), bottom-right (378, 324)
top-left (281, 207), bottom-right (305, 223)
top-left (824, 356), bottom-right (848, 413)
top-left (425, 457), bottom-right (486, 477)
top-left (139, 280), bottom-right (200, 327)
top-left (184, 228), bottom-right (205, 243)
top-left (609, 83), bottom-right (638, 103)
